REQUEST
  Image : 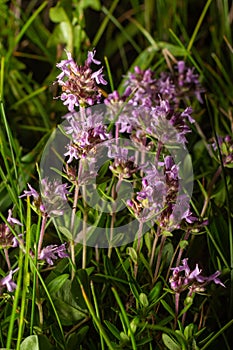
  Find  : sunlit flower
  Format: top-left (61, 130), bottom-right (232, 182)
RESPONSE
top-left (55, 49), bottom-right (107, 111)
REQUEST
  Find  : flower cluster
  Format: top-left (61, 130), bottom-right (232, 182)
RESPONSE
top-left (127, 163), bottom-right (166, 222)
top-left (108, 144), bottom-right (139, 179)
top-left (64, 109), bottom-right (112, 163)
top-left (169, 258), bottom-right (225, 296)
top-left (20, 178), bottom-right (69, 217)
top-left (0, 209), bottom-right (23, 248)
top-left (123, 61), bottom-right (204, 108)
top-left (39, 243), bottom-right (69, 265)
top-left (55, 49), bottom-right (107, 111)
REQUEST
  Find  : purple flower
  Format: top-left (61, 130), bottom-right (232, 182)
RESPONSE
top-left (148, 100), bottom-right (194, 145)
top-left (123, 66), bottom-right (157, 108)
top-left (64, 143), bottom-right (80, 164)
top-left (86, 49), bottom-right (101, 65)
top-left (19, 183), bottom-right (39, 200)
top-left (0, 210), bottom-right (23, 248)
top-left (64, 110), bottom-right (111, 161)
top-left (61, 92), bottom-right (79, 112)
top-left (39, 243), bottom-right (69, 265)
top-left (6, 209), bottom-right (22, 226)
top-left (0, 269), bottom-right (18, 293)
top-left (55, 49), bottom-right (107, 111)
top-left (127, 163), bottom-right (167, 222)
top-left (91, 67), bottom-right (108, 85)
top-left (169, 258), bottom-right (225, 295)
top-left (108, 144), bottom-right (139, 179)
top-left (40, 178), bottom-right (70, 216)
top-left (122, 61), bottom-right (204, 109)
top-left (158, 60), bottom-right (205, 105)
top-left (20, 179), bottom-right (70, 217)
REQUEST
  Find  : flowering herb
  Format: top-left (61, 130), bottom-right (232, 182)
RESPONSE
top-left (123, 61), bottom-right (204, 108)
top-left (64, 110), bottom-right (112, 162)
top-left (169, 258), bottom-right (225, 296)
top-left (20, 179), bottom-right (70, 217)
top-left (55, 49), bottom-right (107, 111)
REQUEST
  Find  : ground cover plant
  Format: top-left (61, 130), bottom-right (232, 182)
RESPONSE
top-left (0, 0), bottom-right (232, 349)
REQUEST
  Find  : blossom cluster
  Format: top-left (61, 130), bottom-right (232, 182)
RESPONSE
top-left (55, 49), bottom-right (107, 111)
top-left (55, 49), bottom-right (202, 230)
top-left (169, 258), bottom-right (225, 296)
top-left (105, 60), bottom-right (204, 111)
top-left (20, 178), bottom-right (69, 217)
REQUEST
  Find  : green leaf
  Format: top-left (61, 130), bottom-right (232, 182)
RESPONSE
top-left (71, 269), bottom-right (91, 310)
top-left (139, 293), bottom-right (149, 308)
top-left (184, 323), bottom-right (195, 340)
top-left (50, 6), bottom-right (69, 23)
top-left (148, 281), bottom-right (162, 303)
top-left (161, 299), bottom-right (175, 317)
top-left (79, 0), bottom-right (101, 11)
top-left (51, 279), bottom-right (87, 326)
top-left (47, 274), bottom-right (69, 294)
top-left (104, 320), bottom-right (121, 340)
top-left (126, 247), bottom-right (138, 264)
top-left (161, 230), bottom-right (173, 237)
top-left (179, 240), bottom-right (189, 250)
top-left (139, 251), bottom-right (153, 278)
top-left (129, 317), bottom-right (139, 334)
top-left (20, 335), bottom-right (53, 350)
top-left (120, 332), bottom-right (130, 344)
top-left (58, 226), bottom-right (73, 240)
top-left (162, 333), bottom-right (181, 350)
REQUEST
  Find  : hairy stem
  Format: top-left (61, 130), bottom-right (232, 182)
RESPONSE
top-left (37, 214), bottom-right (47, 257)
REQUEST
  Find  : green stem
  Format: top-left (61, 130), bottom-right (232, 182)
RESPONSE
top-left (30, 215), bottom-right (41, 335)
top-left (112, 287), bottom-right (137, 350)
top-left (91, 281), bottom-right (105, 350)
top-left (16, 196), bottom-right (31, 349)
top-left (6, 250), bottom-right (23, 350)
top-left (149, 229), bottom-right (159, 268)
top-left (200, 318), bottom-right (233, 350)
top-left (80, 283), bottom-right (115, 350)
top-left (134, 220), bottom-right (144, 278)
top-left (152, 230), bottom-right (166, 284)
top-left (187, 0), bottom-right (213, 52)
